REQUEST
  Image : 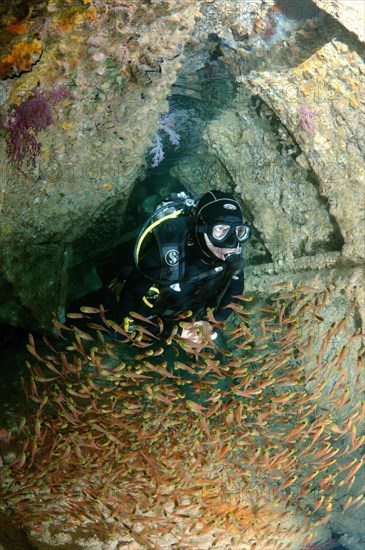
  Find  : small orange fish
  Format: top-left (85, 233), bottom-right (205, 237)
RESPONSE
top-left (314, 513), bottom-right (331, 526)
top-left (186, 400), bottom-right (207, 415)
top-left (351, 497), bottom-right (365, 513)
top-left (297, 285), bottom-right (320, 292)
top-left (232, 293), bottom-right (254, 301)
top-left (350, 425), bottom-right (357, 448)
top-left (283, 420), bottom-right (308, 443)
top-left (312, 495), bottom-right (325, 513)
top-left (344, 458), bottom-right (364, 483)
top-left (278, 475), bottom-right (297, 491)
top-left (16, 452), bottom-right (27, 469)
top-left (352, 434), bottom-right (365, 451)
top-left (270, 281), bottom-right (291, 288)
top-left (301, 470), bottom-right (319, 484)
top-left (175, 310), bottom-right (193, 320)
top-left (247, 447), bottom-right (261, 466)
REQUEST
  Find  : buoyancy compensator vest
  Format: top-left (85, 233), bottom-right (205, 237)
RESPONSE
top-left (134, 191), bottom-right (198, 285)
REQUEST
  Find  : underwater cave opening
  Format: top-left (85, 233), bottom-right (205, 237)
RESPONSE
top-left (68, 66), bottom-right (248, 310)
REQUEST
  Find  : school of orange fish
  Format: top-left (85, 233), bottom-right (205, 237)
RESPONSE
top-left (0, 284), bottom-right (364, 549)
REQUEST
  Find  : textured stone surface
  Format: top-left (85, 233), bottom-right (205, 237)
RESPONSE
top-left (0, 4), bottom-right (364, 546)
top-left (0, 0), bottom-right (200, 331)
top-left (241, 39), bottom-right (365, 266)
top-left (204, 103), bottom-right (341, 262)
top-left (167, 3), bottom-right (365, 328)
top-left (2, 1), bottom-right (363, 333)
top-left (313, 0), bottom-right (365, 42)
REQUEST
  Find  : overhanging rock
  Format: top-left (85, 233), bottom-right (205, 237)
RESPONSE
top-left (240, 39), bottom-right (365, 264)
top-left (313, 0), bottom-right (365, 42)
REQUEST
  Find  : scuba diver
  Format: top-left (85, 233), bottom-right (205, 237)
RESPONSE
top-left (112, 190), bottom-right (250, 344)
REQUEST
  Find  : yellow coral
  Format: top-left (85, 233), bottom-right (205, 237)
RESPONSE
top-left (55, 6), bottom-right (98, 32)
top-left (0, 39), bottom-right (42, 79)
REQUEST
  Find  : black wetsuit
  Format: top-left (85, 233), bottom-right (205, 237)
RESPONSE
top-left (117, 238), bottom-right (244, 337)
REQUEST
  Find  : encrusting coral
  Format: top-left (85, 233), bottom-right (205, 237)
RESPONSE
top-left (0, 287), bottom-right (364, 548)
top-left (0, 39), bottom-right (42, 79)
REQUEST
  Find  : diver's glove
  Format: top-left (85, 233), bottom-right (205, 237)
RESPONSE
top-left (179, 320), bottom-right (214, 344)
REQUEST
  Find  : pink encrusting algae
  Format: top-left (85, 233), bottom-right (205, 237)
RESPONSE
top-left (0, 288), bottom-right (364, 548)
top-left (297, 104), bottom-right (318, 137)
top-left (4, 85), bottom-right (70, 169)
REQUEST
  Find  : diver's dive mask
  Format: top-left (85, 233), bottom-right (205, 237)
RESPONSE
top-left (194, 190), bottom-right (250, 259)
top-left (197, 222), bottom-right (251, 248)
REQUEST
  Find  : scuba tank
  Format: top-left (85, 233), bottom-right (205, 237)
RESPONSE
top-left (134, 191), bottom-right (199, 285)
top-left (110, 191), bottom-right (199, 304)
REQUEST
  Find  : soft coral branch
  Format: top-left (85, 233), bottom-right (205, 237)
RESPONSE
top-left (149, 112), bottom-right (180, 167)
top-left (297, 104), bottom-right (318, 137)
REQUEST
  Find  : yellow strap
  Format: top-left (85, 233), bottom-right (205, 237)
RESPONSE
top-left (123, 317), bottom-right (134, 332)
top-left (142, 286), bottom-right (160, 308)
top-left (135, 209), bottom-right (183, 262)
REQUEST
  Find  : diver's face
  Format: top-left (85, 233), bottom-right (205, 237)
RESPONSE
top-left (204, 234), bottom-right (240, 261)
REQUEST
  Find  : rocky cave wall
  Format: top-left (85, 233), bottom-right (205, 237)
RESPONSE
top-left (0, 1), bottom-right (364, 549)
top-left (172, 0), bottom-right (364, 320)
top-left (0, 0), bottom-right (200, 332)
top-left (0, 0), bottom-right (363, 335)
